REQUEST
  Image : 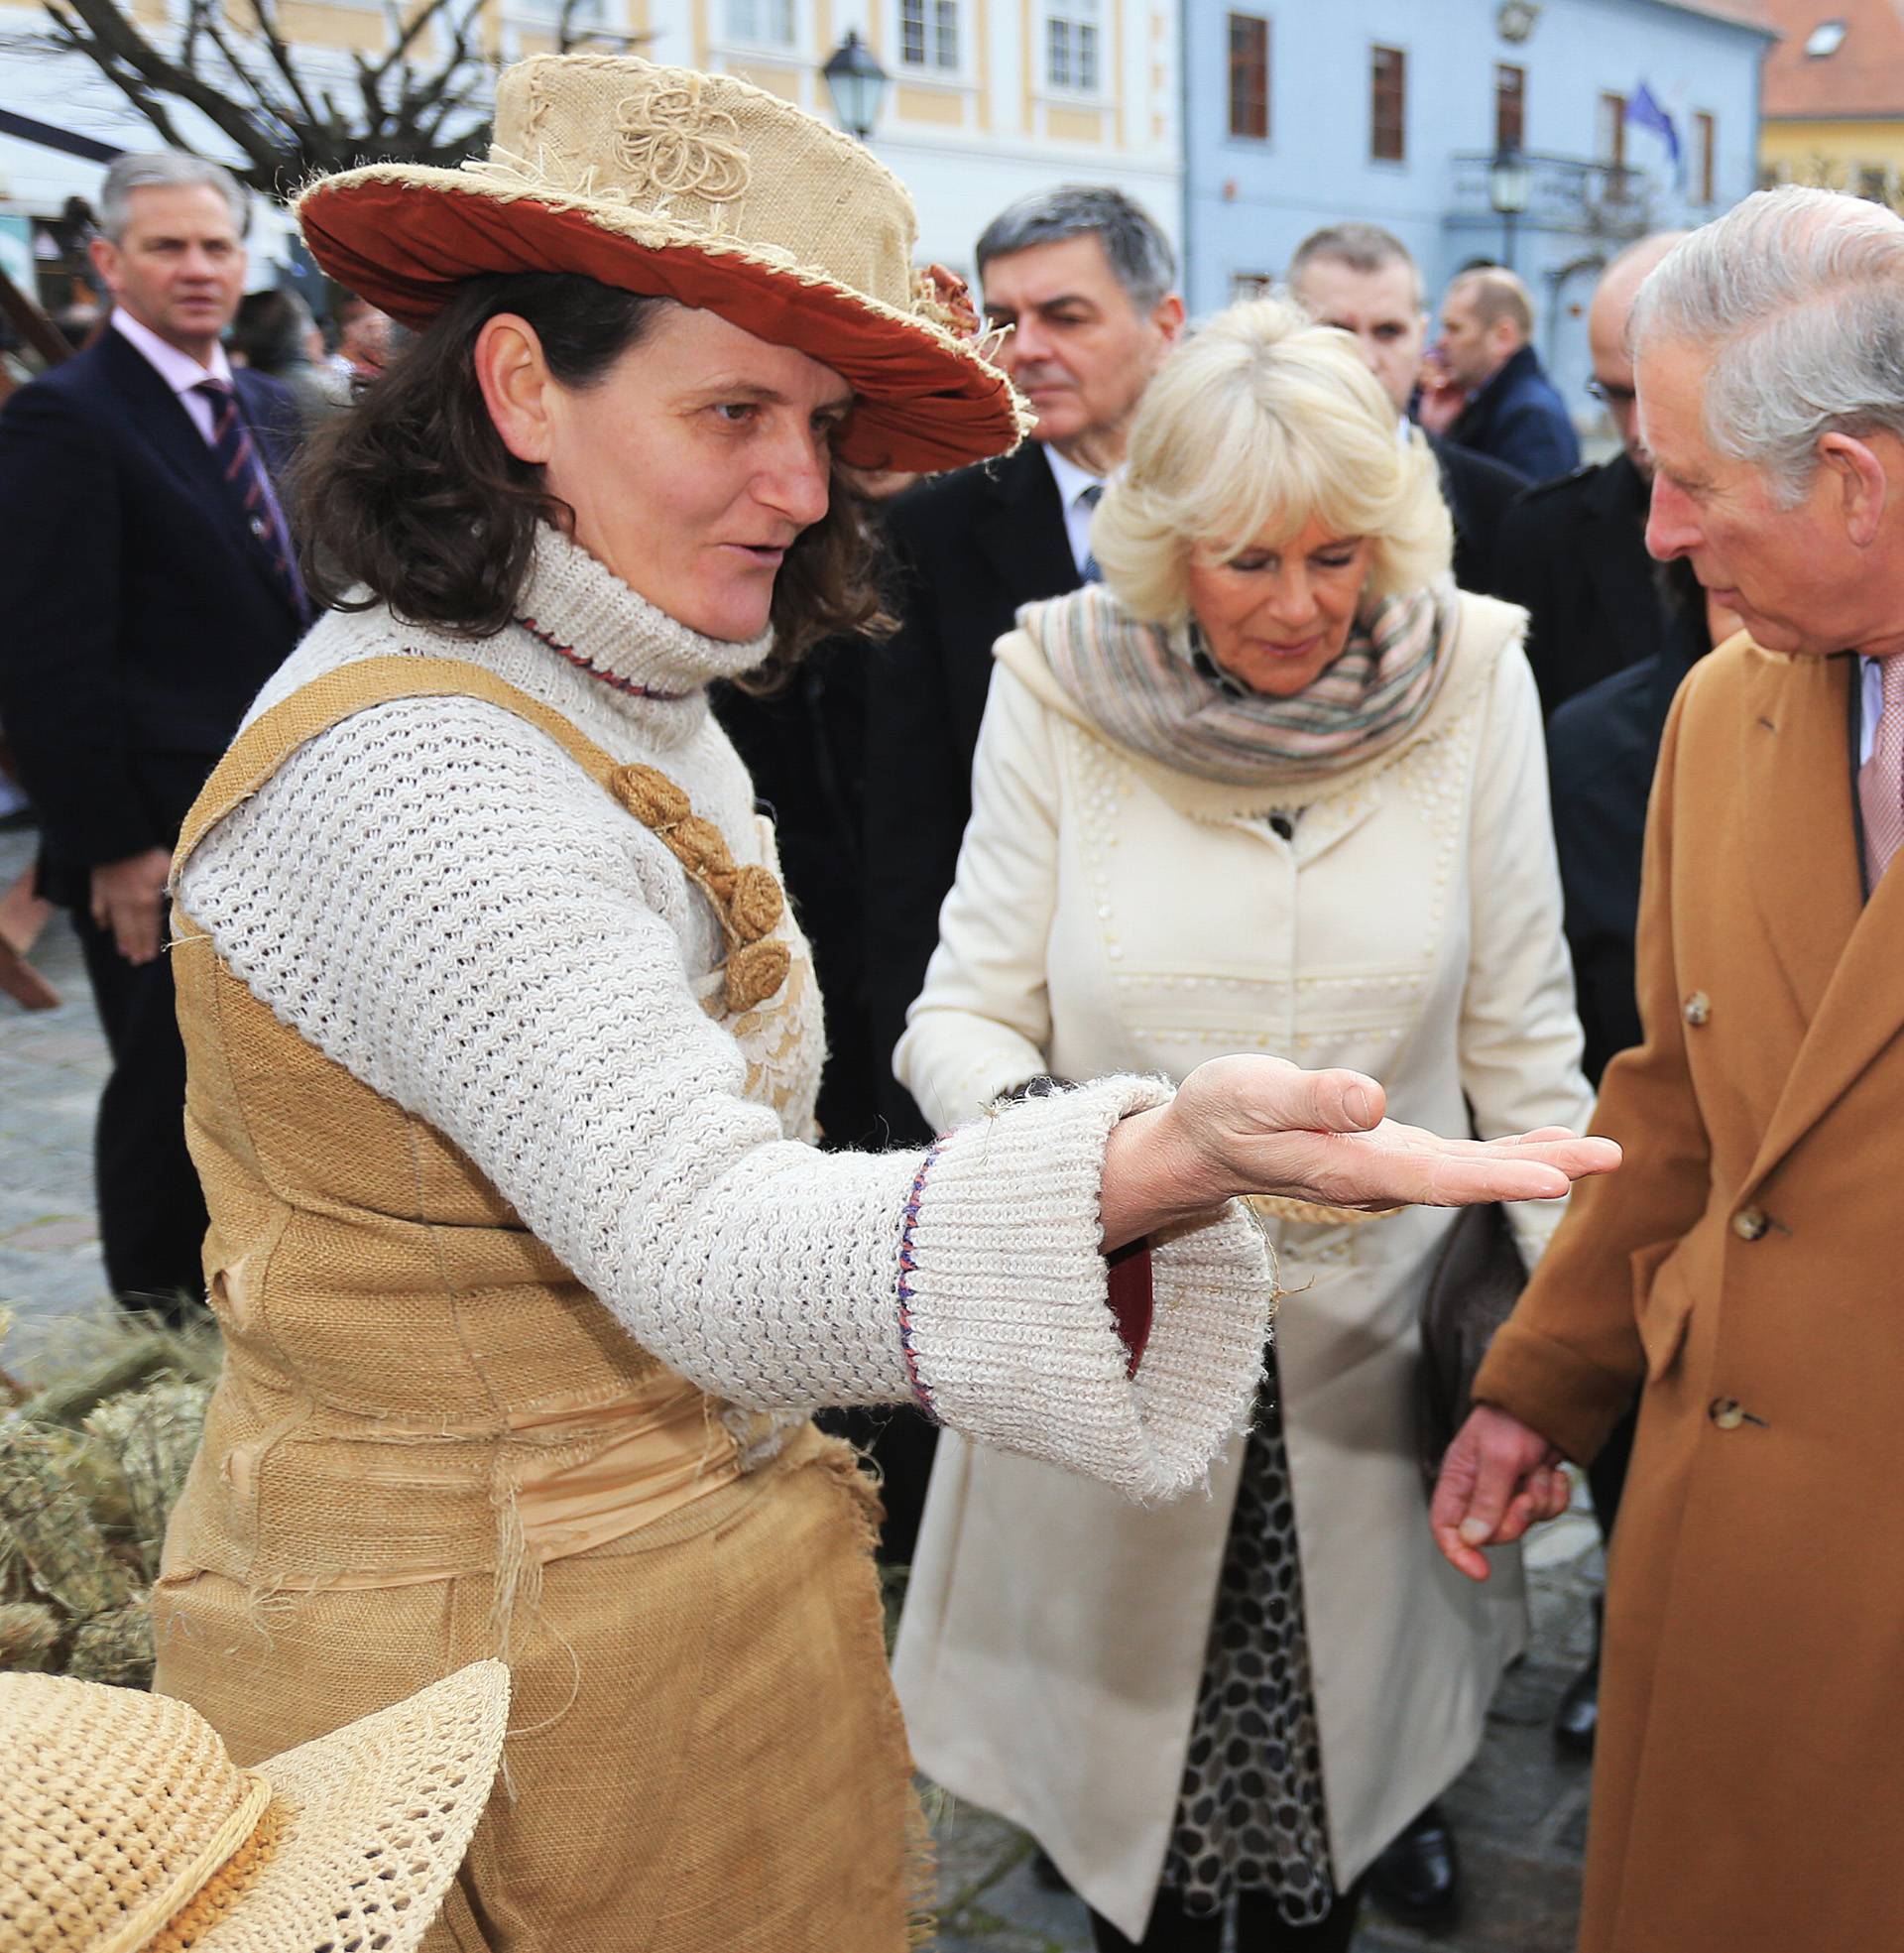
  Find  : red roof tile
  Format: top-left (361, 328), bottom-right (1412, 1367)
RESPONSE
top-left (1762, 0), bottom-right (1904, 119)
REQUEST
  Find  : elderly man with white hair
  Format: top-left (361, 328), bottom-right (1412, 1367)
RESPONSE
top-left (1433, 184), bottom-right (1904, 1953)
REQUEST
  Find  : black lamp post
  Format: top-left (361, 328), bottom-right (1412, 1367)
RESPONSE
top-left (822, 31), bottom-right (889, 142)
top-left (1488, 145), bottom-right (1533, 273)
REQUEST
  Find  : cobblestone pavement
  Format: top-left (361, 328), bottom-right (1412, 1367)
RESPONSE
top-left (930, 1503), bottom-right (1601, 1952)
top-left (0, 826), bottom-right (114, 1375)
top-left (0, 819), bottom-right (1600, 1949)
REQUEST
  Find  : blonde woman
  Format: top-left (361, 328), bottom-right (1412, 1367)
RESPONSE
top-left (892, 301), bottom-right (1595, 1951)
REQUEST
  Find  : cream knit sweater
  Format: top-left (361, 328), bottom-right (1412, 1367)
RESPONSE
top-left (177, 529), bottom-right (1273, 1501)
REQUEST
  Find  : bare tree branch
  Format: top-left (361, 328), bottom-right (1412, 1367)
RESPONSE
top-left (39, 0), bottom-right (282, 181)
top-left (30, 0), bottom-right (499, 188)
top-left (243, 0), bottom-right (325, 137)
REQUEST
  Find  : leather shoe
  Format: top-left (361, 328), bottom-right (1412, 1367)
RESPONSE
top-left (1555, 1650), bottom-right (1600, 1756)
top-left (1368, 1801), bottom-right (1460, 1929)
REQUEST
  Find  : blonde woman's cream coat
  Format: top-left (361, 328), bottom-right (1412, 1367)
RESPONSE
top-left (891, 589), bottom-right (1595, 1943)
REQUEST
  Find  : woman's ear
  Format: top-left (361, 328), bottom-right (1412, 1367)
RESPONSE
top-left (474, 313), bottom-right (555, 465)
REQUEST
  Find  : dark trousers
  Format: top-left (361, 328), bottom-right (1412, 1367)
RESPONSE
top-left (1588, 1399), bottom-right (1637, 1540)
top-left (1089, 1884), bottom-right (1364, 1953)
top-left (73, 905), bottom-right (207, 1320)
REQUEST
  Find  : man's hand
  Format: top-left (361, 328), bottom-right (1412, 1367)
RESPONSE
top-left (88, 847), bottom-right (174, 965)
top-left (1430, 1404), bottom-right (1572, 1581)
top-left (1099, 1054), bottom-right (1620, 1249)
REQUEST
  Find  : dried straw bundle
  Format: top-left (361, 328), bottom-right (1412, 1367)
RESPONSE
top-left (0, 1308), bottom-right (216, 1687)
top-left (86, 1382), bottom-right (211, 1571)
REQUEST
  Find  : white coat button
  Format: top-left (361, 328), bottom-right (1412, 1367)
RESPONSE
top-left (1732, 1207), bottom-right (1769, 1242)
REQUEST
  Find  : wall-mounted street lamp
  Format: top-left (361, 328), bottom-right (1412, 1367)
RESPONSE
top-left (822, 31), bottom-right (889, 142)
top-left (1488, 145), bottom-right (1533, 272)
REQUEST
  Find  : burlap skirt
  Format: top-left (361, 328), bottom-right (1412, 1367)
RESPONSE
top-left (153, 1427), bottom-right (923, 1952)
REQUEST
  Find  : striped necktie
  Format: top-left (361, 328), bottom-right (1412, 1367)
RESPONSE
top-left (1078, 481), bottom-right (1105, 584)
top-left (192, 378), bottom-right (308, 621)
top-left (1858, 655), bottom-right (1904, 890)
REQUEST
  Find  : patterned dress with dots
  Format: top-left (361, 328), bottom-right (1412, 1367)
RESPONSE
top-left (1159, 1358), bottom-right (1336, 1926)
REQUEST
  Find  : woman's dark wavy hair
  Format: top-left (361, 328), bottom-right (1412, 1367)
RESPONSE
top-left (296, 271), bottom-right (892, 685)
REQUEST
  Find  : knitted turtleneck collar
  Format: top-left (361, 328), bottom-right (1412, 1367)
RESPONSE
top-left (514, 525), bottom-right (774, 700)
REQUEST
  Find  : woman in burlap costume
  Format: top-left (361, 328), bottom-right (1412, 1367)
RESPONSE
top-left (150, 54), bottom-right (1616, 1953)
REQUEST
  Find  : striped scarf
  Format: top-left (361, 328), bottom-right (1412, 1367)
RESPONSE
top-left (1032, 578), bottom-right (1454, 786)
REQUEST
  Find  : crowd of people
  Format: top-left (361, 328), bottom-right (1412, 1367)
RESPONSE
top-left (0, 46), bottom-right (1892, 1953)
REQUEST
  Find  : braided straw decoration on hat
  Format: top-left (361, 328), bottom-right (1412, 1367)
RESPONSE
top-left (0, 1662), bottom-right (509, 1953)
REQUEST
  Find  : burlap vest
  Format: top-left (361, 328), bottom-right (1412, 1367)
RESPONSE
top-left (163, 657), bottom-right (810, 1647)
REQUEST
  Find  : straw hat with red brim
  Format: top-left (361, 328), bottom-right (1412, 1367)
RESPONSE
top-left (296, 53), bottom-right (1029, 474)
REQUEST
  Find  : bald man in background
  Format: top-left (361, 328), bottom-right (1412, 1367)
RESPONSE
top-left (1497, 235), bottom-right (1706, 718)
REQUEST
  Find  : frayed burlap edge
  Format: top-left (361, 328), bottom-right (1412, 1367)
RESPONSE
top-left (800, 1430), bottom-right (938, 1946)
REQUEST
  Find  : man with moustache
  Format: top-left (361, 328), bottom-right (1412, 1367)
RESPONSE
top-left (861, 186), bottom-right (1183, 1151)
top-left (0, 153), bottom-right (305, 1317)
top-left (1433, 187), bottom-right (1904, 1953)
top-left (1286, 222), bottom-right (1526, 599)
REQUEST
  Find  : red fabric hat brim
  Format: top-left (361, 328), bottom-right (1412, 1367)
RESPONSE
top-left (298, 175), bottom-right (1022, 474)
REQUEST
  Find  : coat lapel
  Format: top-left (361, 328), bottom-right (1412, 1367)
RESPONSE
top-left (1581, 458), bottom-right (1662, 654)
top-left (98, 330), bottom-right (232, 512)
top-left (1737, 648), bottom-right (1884, 1188)
top-left (973, 444), bottom-right (1077, 609)
top-left (100, 332), bottom-right (301, 624)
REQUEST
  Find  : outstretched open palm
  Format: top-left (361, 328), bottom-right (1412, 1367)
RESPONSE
top-left (1173, 1054), bottom-right (1619, 1212)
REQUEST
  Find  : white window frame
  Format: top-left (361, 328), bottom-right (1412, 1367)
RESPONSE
top-left (721, 0), bottom-right (798, 52)
top-left (894, 0), bottom-right (965, 76)
top-left (503, 0), bottom-right (608, 32)
top-left (1042, 0), bottom-right (1106, 99)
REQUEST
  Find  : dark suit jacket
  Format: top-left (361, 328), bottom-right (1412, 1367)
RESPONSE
top-left (1448, 342), bottom-right (1581, 484)
top-left (861, 440), bottom-right (1077, 1136)
top-left (1546, 567), bottom-right (1708, 1082)
top-left (0, 328), bottom-right (305, 904)
top-left (1496, 451), bottom-right (1671, 719)
top-left (714, 642), bottom-right (878, 1148)
top-left (1428, 430), bottom-right (1526, 598)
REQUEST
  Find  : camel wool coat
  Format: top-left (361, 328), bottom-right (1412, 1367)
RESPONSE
top-left (1474, 638), bottom-right (1904, 1953)
top-left (892, 588), bottom-right (1595, 1940)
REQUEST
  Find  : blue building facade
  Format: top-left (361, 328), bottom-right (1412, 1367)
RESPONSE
top-left (1182, 0), bottom-right (1773, 426)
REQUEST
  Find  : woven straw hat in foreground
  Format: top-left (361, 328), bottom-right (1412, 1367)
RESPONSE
top-left (297, 53), bottom-right (1029, 474)
top-left (0, 1660), bottom-right (509, 1952)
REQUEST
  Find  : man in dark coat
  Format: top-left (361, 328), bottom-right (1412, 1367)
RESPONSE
top-left (1437, 266), bottom-right (1580, 482)
top-left (714, 639), bottom-right (876, 1151)
top-left (861, 186), bottom-right (1183, 1151)
top-left (1498, 234), bottom-right (1696, 719)
top-left (1285, 222), bottom-right (1527, 597)
top-left (0, 153), bottom-right (306, 1317)
top-left (1549, 584), bottom-right (1707, 1085)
